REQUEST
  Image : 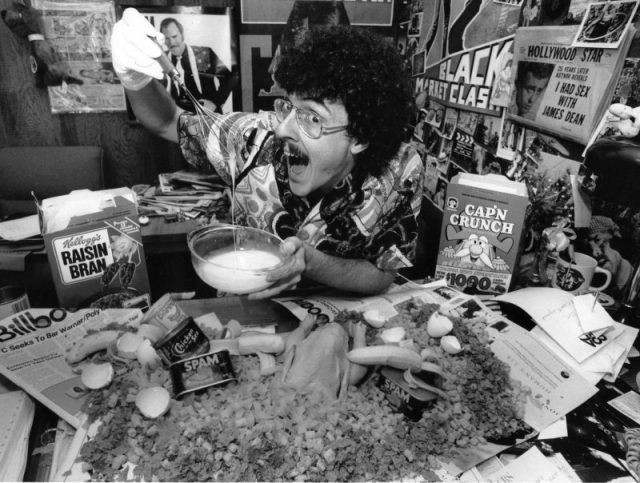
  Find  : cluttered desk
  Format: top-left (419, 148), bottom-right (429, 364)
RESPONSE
top-left (0, 284), bottom-right (638, 481)
top-left (1, 170), bottom-right (640, 481)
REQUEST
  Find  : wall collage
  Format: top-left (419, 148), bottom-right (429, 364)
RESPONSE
top-left (397, 0), bottom-right (640, 299)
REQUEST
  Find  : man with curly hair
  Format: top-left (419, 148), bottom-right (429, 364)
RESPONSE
top-left (111, 8), bottom-right (424, 298)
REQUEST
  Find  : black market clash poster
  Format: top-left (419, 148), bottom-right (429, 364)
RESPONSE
top-left (415, 36), bottom-right (514, 117)
top-left (507, 26), bottom-right (631, 144)
top-left (238, 0), bottom-right (395, 112)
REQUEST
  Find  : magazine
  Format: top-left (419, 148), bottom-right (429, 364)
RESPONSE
top-left (507, 25), bottom-right (633, 144)
top-left (0, 308), bottom-right (143, 428)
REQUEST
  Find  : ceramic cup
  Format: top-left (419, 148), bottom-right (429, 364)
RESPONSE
top-left (551, 252), bottom-right (612, 295)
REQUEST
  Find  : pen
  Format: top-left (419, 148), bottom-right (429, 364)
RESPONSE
top-left (591, 290), bottom-right (600, 312)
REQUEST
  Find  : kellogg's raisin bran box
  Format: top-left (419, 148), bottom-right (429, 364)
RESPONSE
top-left (434, 173), bottom-right (529, 295)
top-left (40, 188), bottom-right (150, 310)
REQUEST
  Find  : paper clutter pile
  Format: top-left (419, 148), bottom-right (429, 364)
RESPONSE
top-left (496, 287), bottom-right (638, 385)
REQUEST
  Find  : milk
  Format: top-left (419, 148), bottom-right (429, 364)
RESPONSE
top-left (196, 249), bottom-right (282, 294)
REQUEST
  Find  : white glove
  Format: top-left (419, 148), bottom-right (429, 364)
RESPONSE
top-left (111, 8), bottom-right (165, 90)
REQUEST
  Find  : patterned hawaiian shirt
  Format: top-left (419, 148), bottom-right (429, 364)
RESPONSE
top-left (178, 111), bottom-right (425, 270)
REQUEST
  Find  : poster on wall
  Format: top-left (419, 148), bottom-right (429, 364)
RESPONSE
top-left (507, 25), bottom-right (632, 144)
top-left (238, 0), bottom-right (395, 112)
top-left (131, 7), bottom-right (237, 115)
top-left (414, 36), bottom-right (515, 117)
top-left (31, 0), bottom-right (125, 113)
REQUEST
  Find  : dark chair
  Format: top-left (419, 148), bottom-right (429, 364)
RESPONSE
top-left (0, 145), bottom-right (105, 218)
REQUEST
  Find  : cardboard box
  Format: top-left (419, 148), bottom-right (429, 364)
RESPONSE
top-left (41, 188), bottom-right (150, 309)
top-left (434, 173), bottom-right (529, 295)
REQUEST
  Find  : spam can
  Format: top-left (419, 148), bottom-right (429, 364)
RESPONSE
top-left (377, 367), bottom-right (438, 421)
top-left (154, 316), bottom-right (210, 366)
top-left (170, 348), bottom-right (236, 399)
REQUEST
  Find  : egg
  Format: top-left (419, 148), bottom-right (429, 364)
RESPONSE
top-left (136, 339), bottom-right (162, 369)
top-left (136, 324), bottom-right (166, 344)
top-left (441, 335), bottom-right (462, 354)
top-left (135, 386), bottom-right (171, 419)
top-left (363, 309), bottom-right (386, 328)
top-left (426, 313), bottom-right (453, 338)
top-left (380, 326), bottom-right (406, 344)
top-left (81, 362), bottom-right (114, 389)
top-left (116, 332), bottom-right (145, 359)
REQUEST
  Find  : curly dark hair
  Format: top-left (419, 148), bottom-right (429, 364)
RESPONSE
top-left (273, 26), bottom-right (412, 179)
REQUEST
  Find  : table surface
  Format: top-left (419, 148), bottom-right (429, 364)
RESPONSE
top-left (178, 295), bottom-right (301, 332)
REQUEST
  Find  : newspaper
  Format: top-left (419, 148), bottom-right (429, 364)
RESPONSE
top-left (506, 25), bottom-right (632, 144)
top-left (0, 308), bottom-right (143, 428)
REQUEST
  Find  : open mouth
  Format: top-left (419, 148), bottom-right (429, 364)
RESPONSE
top-left (284, 144), bottom-right (309, 173)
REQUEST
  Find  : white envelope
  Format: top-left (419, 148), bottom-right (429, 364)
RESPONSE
top-left (496, 288), bottom-right (617, 363)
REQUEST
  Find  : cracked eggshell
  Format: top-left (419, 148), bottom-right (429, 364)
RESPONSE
top-left (136, 386), bottom-right (171, 419)
top-left (441, 335), bottom-right (462, 354)
top-left (426, 313), bottom-right (453, 338)
top-left (136, 324), bottom-right (166, 344)
top-left (136, 339), bottom-right (162, 369)
top-left (116, 332), bottom-right (145, 359)
top-left (81, 362), bottom-right (114, 389)
top-left (380, 326), bottom-right (406, 344)
top-left (363, 309), bottom-right (386, 328)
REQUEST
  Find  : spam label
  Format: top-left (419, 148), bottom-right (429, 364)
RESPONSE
top-left (170, 348), bottom-right (236, 399)
top-left (377, 367), bottom-right (438, 421)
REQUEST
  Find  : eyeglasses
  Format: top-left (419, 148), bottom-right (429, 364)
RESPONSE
top-left (273, 98), bottom-right (348, 139)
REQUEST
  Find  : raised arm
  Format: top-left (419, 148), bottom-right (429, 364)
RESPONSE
top-left (111, 8), bottom-right (184, 142)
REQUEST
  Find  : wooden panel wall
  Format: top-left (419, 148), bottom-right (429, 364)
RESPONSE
top-left (0, 0), bottom-right (187, 189)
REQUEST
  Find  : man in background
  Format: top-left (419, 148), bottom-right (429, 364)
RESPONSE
top-left (510, 61), bottom-right (554, 119)
top-left (159, 17), bottom-right (237, 113)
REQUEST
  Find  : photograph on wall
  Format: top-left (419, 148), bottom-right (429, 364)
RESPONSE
top-left (31, 0), bottom-right (125, 113)
top-left (612, 57), bottom-right (640, 105)
top-left (457, 109), bottom-right (480, 134)
top-left (490, 45), bottom-right (514, 107)
top-left (423, 154), bottom-right (439, 198)
top-left (573, 0), bottom-right (638, 49)
top-left (473, 114), bottom-right (501, 151)
top-left (413, 50), bottom-right (426, 76)
top-left (413, 108), bottom-right (429, 142)
top-left (397, 21), bottom-right (410, 57)
top-left (132, 7), bottom-right (237, 115)
top-left (432, 176), bottom-right (448, 210)
top-left (439, 107), bottom-right (459, 139)
top-left (408, 11), bottom-right (423, 37)
top-left (427, 100), bottom-right (446, 128)
top-left (496, 115), bottom-right (524, 160)
top-left (519, 0), bottom-right (540, 27)
top-left (507, 25), bottom-right (631, 144)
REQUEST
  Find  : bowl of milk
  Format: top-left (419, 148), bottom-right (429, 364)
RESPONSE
top-left (187, 224), bottom-right (290, 294)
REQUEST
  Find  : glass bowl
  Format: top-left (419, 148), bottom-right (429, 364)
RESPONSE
top-left (187, 224), bottom-right (290, 294)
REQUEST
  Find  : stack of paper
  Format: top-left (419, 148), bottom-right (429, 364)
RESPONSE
top-left (139, 170), bottom-right (229, 220)
top-left (0, 390), bottom-right (36, 481)
top-left (0, 215), bottom-right (44, 271)
top-left (496, 288), bottom-right (639, 384)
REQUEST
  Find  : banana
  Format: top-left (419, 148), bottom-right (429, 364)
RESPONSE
top-left (403, 369), bottom-right (448, 399)
top-left (237, 333), bottom-right (285, 355)
top-left (347, 345), bottom-right (422, 371)
top-left (256, 351), bottom-right (277, 376)
top-left (66, 330), bottom-right (121, 364)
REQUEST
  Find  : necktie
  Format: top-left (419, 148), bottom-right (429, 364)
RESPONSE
top-left (174, 55), bottom-right (184, 94)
